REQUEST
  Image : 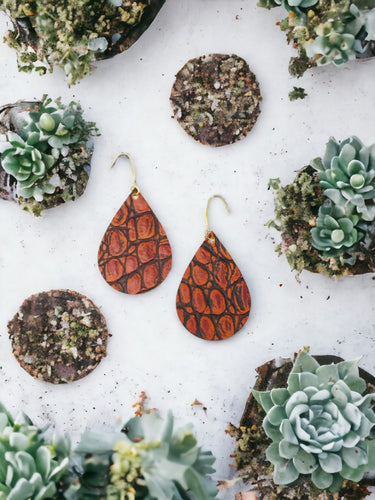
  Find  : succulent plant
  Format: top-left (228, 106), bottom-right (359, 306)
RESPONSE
top-left (310, 204), bottom-right (366, 257)
top-left (18, 96), bottom-right (93, 152)
top-left (305, 32), bottom-right (357, 66)
top-left (0, 402), bottom-right (70, 499)
top-left (253, 350), bottom-right (375, 492)
top-left (0, 1), bottom-right (165, 84)
top-left (66, 411), bottom-right (217, 500)
top-left (0, 95), bottom-right (97, 211)
top-left (312, 136), bottom-right (375, 222)
top-left (274, 0), bottom-right (319, 18)
top-left (0, 131), bottom-right (56, 201)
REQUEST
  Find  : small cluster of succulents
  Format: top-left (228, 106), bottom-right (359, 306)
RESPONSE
top-left (0, 400), bottom-right (217, 499)
top-left (66, 410), bottom-right (217, 500)
top-left (268, 136), bottom-right (375, 277)
top-left (0, 1), bottom-right (165, 84)
top-left (253, 350), bottom-right (375, 492)
top-left (0, 95), bottom-right (97, 215)
top-left (258, 0), bottom-right (375, 77)
top-left (310, 136), bottom-right (375, 259)
top-left (0, 402), bottom-right (70, 499)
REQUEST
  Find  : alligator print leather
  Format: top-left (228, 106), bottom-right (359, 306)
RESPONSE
top-left (98, 190), bottom-right (172, 294)
top-left (176, 231), bottom-right (250, 340)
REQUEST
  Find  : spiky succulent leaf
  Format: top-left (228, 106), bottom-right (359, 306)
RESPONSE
top-left (0, 405), bottom-right (70, 499)
top-left (67, 411), bottom-right (217, 499)
top-left (252, 350), bottom-right (375, 491)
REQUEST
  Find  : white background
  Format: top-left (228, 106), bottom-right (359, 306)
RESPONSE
top-left (1, 1), bottom-right (375, 497)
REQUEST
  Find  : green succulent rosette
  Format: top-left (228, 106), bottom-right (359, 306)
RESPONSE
top-left (312, 136), bottom-right (375, 222)
top-left (311, 204), bottom-right (366, 257)
top-left (0, 402), bottom-right (70, 500)
top-left (65, 410), bottom-right (217, 500)
top-left (0, 95), bottom-right (97, 215)
top-left (258, 0), bottom-right (375, 78)
top-left (253, 350), bottom-right (375, 492)
top-left (1, 131), bottom-right (56, 201)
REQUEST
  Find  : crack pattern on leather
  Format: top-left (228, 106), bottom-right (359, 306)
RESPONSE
top-left (98, 190), bottom-right (172, 294)
top-left (176, 231), bottom-right (251, 340)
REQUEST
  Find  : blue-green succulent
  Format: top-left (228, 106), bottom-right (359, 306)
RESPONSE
top-left (1, 131), bottom-right (57, 201)
top-left (253, 350), bottom-right (375, 492)
top-left (305, 32), bottom-right (357, 66)
top-left (0, 402), bottom-right (70, 500)
top-left (312, 137), bottom-right (375, 222)
top-left (310, 205), bottom-right (366, 257)
top-left (66, 411), bottom-right (217, 500)
top-left (0, 95), bottom-right (97, 212)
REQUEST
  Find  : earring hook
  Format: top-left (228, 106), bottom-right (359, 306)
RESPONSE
top-left (109, 152), bottom-right (140, 195)
top-left (205, 194), bottom-right (230, 238)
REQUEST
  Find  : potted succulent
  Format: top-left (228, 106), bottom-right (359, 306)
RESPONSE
top-left (0, 1), bottom-right (165, 85)
top-left (229, 349), bottom-right (375, 499)
top-left (258, 0), bottom-right (375, 78)
top-left (65, 408), bottom-right (218, 499)
top-left (268, 136), bottom-right (375, 277)
top-left (0, 402), bottom-right (71, 499)
top-left (0, 95), bottom-right (98, 216)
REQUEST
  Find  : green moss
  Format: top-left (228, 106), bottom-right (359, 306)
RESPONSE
top-left (288, 86), bottom-right (308, 100)
top-left (268, 166), bottom-right (375, 276)
top-left (1, 1), bottom-right (148, 84)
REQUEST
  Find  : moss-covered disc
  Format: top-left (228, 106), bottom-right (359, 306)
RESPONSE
top-left (8, 290), bottom-right (109, 384)
top-left (170, 54), bottom-right (261, 147)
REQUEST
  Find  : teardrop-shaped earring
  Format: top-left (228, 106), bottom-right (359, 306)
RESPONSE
top-left (176, 195), bottom-right (251, 341)
top-left (98, 153), bottom-right (172, 294)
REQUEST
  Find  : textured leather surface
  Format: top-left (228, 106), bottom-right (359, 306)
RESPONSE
top-left (176, 231), bottom-right (250, 340)
top-left (98, 190), bottom-right (172, 294)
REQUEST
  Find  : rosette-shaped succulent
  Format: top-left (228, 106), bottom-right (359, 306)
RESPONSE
top-left (0, 95), bottom-right (97, 214)
top-left (1, 132), bottom-right (56, 201)
top-left (66, 411), bottom-right (217, 499)
top-left (253, 350), bottom-right (375, 492)
top-left (312, 136), bottom-right (375, 222)
top-left (311, 204), bottom-right (366, 257)
top-left (305, 32), bottom-right (356, 66)
top-left (18, 96), bottom-right (93, 152)
top-left (0, 402), bottom-right (70, 499)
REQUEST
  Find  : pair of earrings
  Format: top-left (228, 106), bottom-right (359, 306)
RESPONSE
top-left (97, 154), bottom-right (251, 341)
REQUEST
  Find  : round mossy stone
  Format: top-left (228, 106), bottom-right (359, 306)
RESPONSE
top-left (170, 53), bottom-right (262, 147)
top-left (8, 290), bottom-right (109, 384)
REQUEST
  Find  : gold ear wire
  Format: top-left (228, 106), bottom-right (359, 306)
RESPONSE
top-left (109, 153), bottom-right (140, 195)
top-left (205, 194), bottom-right (231, 238)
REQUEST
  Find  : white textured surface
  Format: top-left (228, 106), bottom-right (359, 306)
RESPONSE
top-left (1, 1), bottom-right (375, 498)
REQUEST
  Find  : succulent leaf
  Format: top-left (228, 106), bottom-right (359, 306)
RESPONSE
top-left (0, 405), bottom-right (70, 499)
top-left (67, 411), bottom-right (217, 499)
top-left (252, 350), bottom-right (375, 491)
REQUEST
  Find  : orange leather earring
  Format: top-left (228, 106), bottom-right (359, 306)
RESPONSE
top-left (98, 153), bottom-right (172, 294)
top-left (176, 195), bottom-right (251, 341)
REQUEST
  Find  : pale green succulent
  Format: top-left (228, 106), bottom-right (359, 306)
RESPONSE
top-left (253, 350), bottom-right (375, 492)
top-left (19, 96), bottom-right (92, 152)
top-left (312, 137), bottom-right (375, 221)
top-left (1, 131), bottom-right (56, 201)
top-left (305, 32), bottom-right (357, 66)
top-left (311, 204), bottom-right (366, 257)
top-left (66, 411), bottom-right (217, 500)
top-left (0, 402), bottom-right (70, 499)
top-left (0, 95), bottom-right (97, 207)
top-left (274, 0), bottom-right (318, 17)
